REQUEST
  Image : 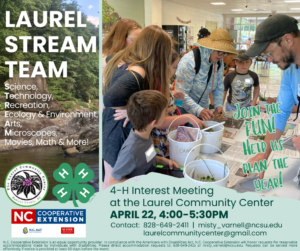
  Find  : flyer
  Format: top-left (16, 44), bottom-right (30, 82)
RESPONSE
top-left (1, 1), bottom-right (300, 251)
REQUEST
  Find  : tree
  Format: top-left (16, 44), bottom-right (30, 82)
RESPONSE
top-left (0, 0), bottom-right (99, 103)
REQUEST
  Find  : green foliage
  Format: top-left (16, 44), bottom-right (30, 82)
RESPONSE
top-left (0, 86), bottom-right (5, 97)
top-left (60, 101), bottom-right (75, 111)
top-left (102, 0), bottom-right (118, 24)
top-left (0, 102), bottom-right (5, 111)
top-left (90, 104), bottom-right (98, 111)
top-left (0, 85), bottom-right (5, 111)
top-left (0, 0), bottom-right (99, 103)
top-left (76, 99), bottom-right (88, 108)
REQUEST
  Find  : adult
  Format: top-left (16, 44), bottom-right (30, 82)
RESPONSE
top-left (102, 19), bottom-right (142, 103)
top-left (102, 25), bottom-right (173, 183)
top-left (102, 18), bottom-right (142, 58)
top-left (245, 14), bottom-right (300, 179)
top-left (175, 28), bottom-right (238, 120)
top-left (197, 28), bottom-right (215, 110)
top-left (114, 49), bottom-right (205, 158)
top-left (101, 19), bottom-right (142, 189)
top-left (151, 49), bottom-right (205, 158)
top-left (266, 97), bottom-right (298, 113)
top-left (102, 19), bottom-right (142, 77)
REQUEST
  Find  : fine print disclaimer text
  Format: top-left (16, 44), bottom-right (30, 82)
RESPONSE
top-left (2, 240), bottom-right (298, 250)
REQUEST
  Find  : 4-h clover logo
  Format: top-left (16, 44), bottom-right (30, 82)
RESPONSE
top-left (52, 163), bottom-right (95, 207)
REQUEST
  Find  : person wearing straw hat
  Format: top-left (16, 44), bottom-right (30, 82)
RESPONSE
top-left (197, 28), bottom-right (215, 110)
top-left (175, 28), bottom-right (238, 120)
top-left (244, 14), bottom-right (300, 179)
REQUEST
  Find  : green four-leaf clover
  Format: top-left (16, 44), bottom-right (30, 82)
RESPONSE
top-left (52, 163), bottom-right (95, 207)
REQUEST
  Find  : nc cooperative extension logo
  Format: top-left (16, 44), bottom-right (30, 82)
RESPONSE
top-left (5, 163), bottom-right (48, 207)
top-left (11, 209), bottom-right (86, 238)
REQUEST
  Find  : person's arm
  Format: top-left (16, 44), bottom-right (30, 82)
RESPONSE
top-left (206, 62), bottom-right (225, 117)
top-left (115, 111), bottom-right (206, 129)
top-left (223, 91), bottom-right (228, 106)
top-left (113, 107), bottom-right (130, 127)
top-left (292, 105), bottom-right (298, 113)
top-left (109, 175), bottom-right (127, 186)
top-left (250, 86), bottom-right (260, 106)
top-left (222, 69), bottom-right (231, 107)
top-left (103, 68), bottom-right (144, 108)
top-left (109, 150), bottom-right (136, 186)
top-left (250, 72), bottom-right (260, 106)
top-left (156, 114), bottom-right (205, 130)
top-left (102, 56), bottom-right (108, 111)
top-left (245, 129), bottom-right (283, 179)
top-left (156, 156), bottom-right (179, 169)
top-left (171, 90), bottom-right (185, 101)
top-left (246, 69), bottom-right (295, 179)
top-left (212, 60), bottom-right (225, 112)
top-left (267, 97), bottom-right (277, 104)
top-left (175, 51), bottom-right (206, 117)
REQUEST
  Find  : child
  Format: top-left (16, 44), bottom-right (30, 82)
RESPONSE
top-left (223, 50), bottom-right (260, 111)
top-left (109, 90), bottom-right (179, 186)
top-left (113, 50), bottom-right (205, 159)
top-left (152, 49), bottom-right (205, 158)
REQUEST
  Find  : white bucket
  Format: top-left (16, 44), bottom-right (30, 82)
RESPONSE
top-left (168, 116), bottom-right (202, 167)
top-left (183, 144), bottom-right (229, 187)
top-left (259, 100), bottom-right (267, 111)
top-left (201, 121), bottom-right (224, 153)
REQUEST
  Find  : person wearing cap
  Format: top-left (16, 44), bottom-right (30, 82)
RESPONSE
top-left (245, 14), bottom-right (300, 179)
top-left (223, 50), bottom-right (260, 111)
top-left (175, 28), bottom-right (238, 120)
top-left (198, 28), bottom-right (211, 40)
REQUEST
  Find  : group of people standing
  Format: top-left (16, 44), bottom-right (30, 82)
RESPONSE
top-left (102, 14), bottom-right (300, 186)
top-left (102, 20), bottom-right (206, 188)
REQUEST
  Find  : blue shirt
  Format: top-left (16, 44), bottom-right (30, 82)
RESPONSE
top-left (273, 64), bottom-right (300, 131)
top-left (174, 46), bottom-right (224, 117)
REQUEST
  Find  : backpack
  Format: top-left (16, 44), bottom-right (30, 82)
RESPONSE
top-left (172, 47), bottom-right (221, 104)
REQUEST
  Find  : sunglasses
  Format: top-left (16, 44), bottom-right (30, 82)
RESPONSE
top-left (261, 37), bottom-right (282, 59)
top-left (217, 51), bottom-right (228, 57)
top-left (127, 36), bottom-right (135, 41)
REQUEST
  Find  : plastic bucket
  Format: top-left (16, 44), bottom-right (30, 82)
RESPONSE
top-left (183, 144), bottom-right (229, 187)
top-left (201, 121), bottom-right (224, 153)
top-left (259, 100), bottom-right (267, 111)
top-left (168, 116), bottom-right (202, 167)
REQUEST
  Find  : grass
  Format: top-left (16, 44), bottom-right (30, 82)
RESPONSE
top-left (76, 99), bottom-right (89, 108)
top-left (60, 101), bottom-right (75, 111)
top-left (0, 102), bottom-right (5, 111)
top-left (90, 104), bottom-right (98, 111)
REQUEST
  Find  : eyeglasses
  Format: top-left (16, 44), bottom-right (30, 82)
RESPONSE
top-left (217, 51), bottom-right (228, 57)
top-left (261, 38), bottom-right (282, 59)
top-left (127, 36), bottom-right (135, 41)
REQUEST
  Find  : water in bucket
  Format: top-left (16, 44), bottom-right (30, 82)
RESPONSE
top-left (183, 144), bottom-right (229, 187)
